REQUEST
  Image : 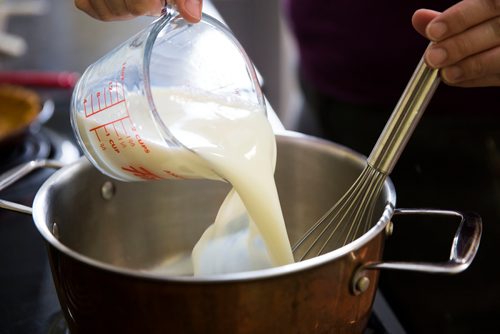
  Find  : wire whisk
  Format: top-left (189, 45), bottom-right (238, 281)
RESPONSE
top-left (293, 52), bottom-right (441, 261)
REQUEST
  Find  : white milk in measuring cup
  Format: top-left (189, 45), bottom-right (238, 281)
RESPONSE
top-left (71, 7), bottom-right (294, 274)
top-left (73, 77), bottom-right (220, 181)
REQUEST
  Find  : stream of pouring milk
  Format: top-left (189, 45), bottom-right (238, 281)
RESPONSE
top-left (153, 87), bottom-right (294, 274)
top-left (78, 86), bottom-right (294, 275)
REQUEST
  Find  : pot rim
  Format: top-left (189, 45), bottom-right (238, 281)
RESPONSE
top-left (32, 132), bottom-right (396, 283)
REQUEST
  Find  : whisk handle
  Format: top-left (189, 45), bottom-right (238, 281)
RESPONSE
top-left (367, 54), bottom-right (440, 174)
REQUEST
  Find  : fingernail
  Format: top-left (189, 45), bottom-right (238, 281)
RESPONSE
top-left (427, 22), bottom-right (447, 40)
top-left (185, 0), bottom-right (202, 21)
top-left (443, 66), bottom-right (463, 82)
top-left (427, 47), bottom-right (448, 67)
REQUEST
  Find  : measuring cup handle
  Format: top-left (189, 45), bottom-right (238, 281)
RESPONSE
top-left (0, 159), bottom-right (65, 214)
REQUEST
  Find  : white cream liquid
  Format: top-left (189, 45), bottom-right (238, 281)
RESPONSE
top-left (77, 87), bottom-right (294, 274)
top-left (153, 88), bottom-right (294, 274)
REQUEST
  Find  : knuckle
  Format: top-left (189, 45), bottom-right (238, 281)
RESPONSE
top-left (484, 0), bottom-right (500, 13)
top-left (466, 57), bottom-right (487, 78)
top-left (97, 13), bottom-right (115, 21)
top-left (491, 17), bottom-right (500, 38)
top-left (453, 6), bottom-right (469, 30)
top-left (106, 7), bottom-right (126, 16)
top-left (125, 0), bottom-right (155, 16)
top-left (127, 5), bottom-right (146, 16)
top-left (451, 35), bottom-right (473, 59)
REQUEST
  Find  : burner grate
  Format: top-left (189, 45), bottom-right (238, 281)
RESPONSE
top-left (0, 128), bottom-right (80, 201)
top-left (0, 131), bottom-right (52, 174)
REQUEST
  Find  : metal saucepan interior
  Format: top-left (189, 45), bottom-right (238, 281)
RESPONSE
top-left (33, 132), bottom-right (395, 279)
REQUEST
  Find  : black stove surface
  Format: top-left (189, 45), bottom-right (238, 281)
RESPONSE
top-left (0, 131), bottom-right (51, 171)
top-left (0, 207), bottom-right (61, 334)
top-left (0, 90), bottom-right (77, 334)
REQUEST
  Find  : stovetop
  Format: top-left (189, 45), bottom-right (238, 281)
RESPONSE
top-left (0, 90), bottom-right (79, 334)
top-left (0, 91), bottom-right (406, 334)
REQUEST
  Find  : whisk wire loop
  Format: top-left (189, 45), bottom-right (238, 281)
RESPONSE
top-left (293, 165), bottom-right (386, 261)
top-left (292, 51), bottom-right (440, 261)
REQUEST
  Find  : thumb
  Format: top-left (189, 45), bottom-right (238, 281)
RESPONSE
top-left (176, 0), bottom-right (203, 23)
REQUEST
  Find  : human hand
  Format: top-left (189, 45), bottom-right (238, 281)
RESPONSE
top-left (75, 0), bottom-right (203, 23)
top-left (412, 0), bottom-right (500, 87)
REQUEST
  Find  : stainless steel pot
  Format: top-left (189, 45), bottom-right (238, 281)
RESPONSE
top-left (0, 132), bottom-right (481, 333)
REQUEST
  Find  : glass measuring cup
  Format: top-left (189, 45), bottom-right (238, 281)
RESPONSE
top-left (71, 5), bottom-right (266, 181)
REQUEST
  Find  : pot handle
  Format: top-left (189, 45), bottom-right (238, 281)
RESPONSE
top-left (0, 159), bottom-right (65, 215)
top-left (351, 208), bottom-right (482, 295)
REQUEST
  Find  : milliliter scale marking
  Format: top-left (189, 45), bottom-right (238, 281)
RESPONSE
top-left (83, 80), bottom-right (149, 154)
top-left (84, 81), bottom-right (127, 118)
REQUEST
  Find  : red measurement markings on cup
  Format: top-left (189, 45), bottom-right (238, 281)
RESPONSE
top-left (84, 81), bottom-right (150, 154)
top-left (119, 165), bottom-right (186, 180)
top-left (121, 165), bottom-right (162, 180)
top-left (88, 116), bottom-right (133, 153)
top-left (84, 81), bottom-right (126, 118)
